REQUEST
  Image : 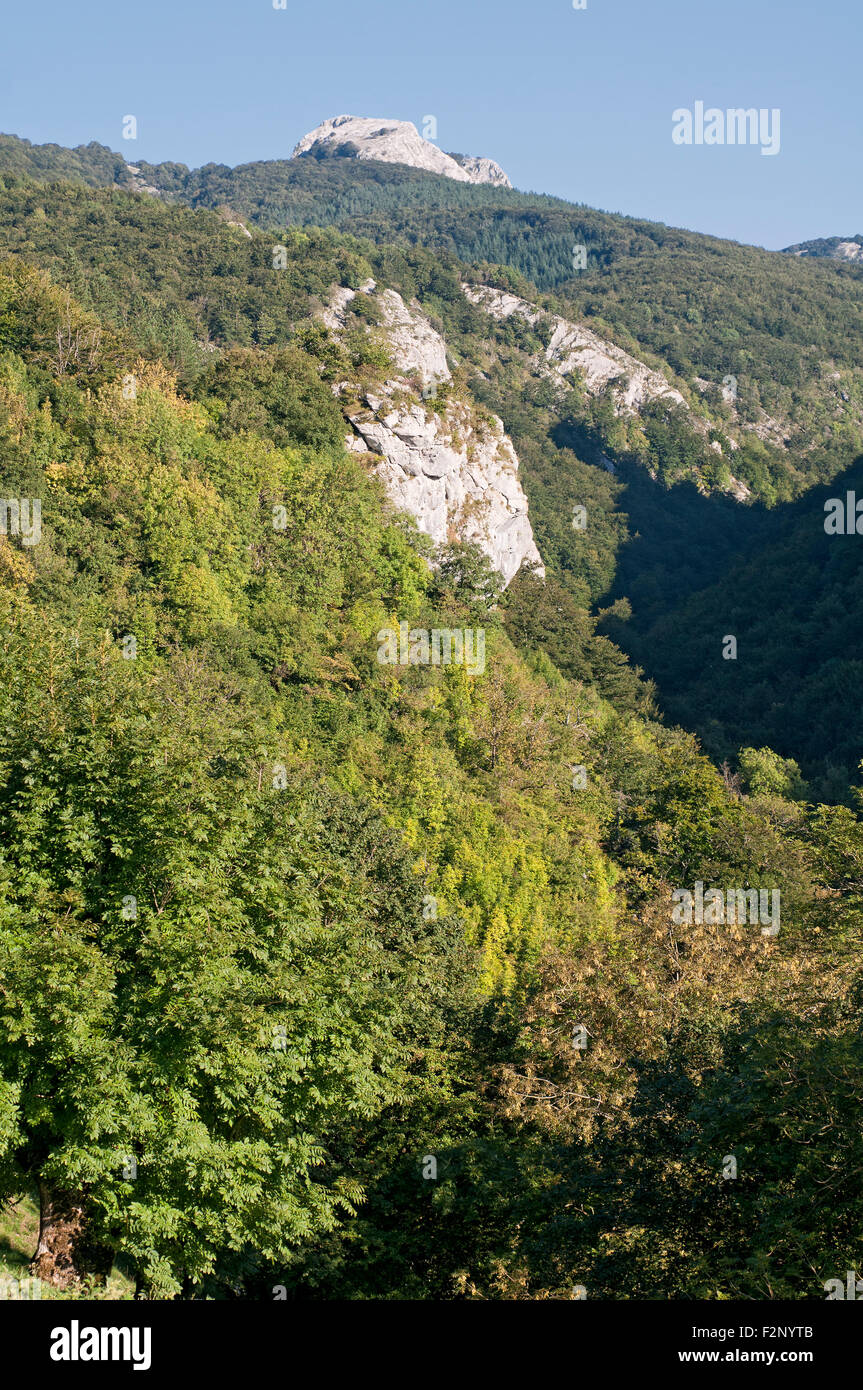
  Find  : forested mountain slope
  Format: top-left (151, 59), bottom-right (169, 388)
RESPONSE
top-left (0, 153), bottom-right (862, 1301)
top-left (3, 131), bottom-right (863, 476)
top-left (0, 166), bottom-right (861, 792)
top-left (4, 132), bottom-right (863, 442)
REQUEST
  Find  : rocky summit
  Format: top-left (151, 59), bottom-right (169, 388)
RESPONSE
top-left (292, 115), bottom-right (511, 186)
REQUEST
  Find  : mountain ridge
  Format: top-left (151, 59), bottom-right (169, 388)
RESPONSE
top-left (2, 129), bottom-right (857, 262)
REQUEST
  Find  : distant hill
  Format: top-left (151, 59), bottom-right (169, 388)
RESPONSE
top-left (0, 133), bottom-right (132, 187)
top-left (783, 234), bottom-right (863, 262)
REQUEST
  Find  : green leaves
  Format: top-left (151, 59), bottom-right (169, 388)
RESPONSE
top-left (0, 609), bottom-right (467, 1294)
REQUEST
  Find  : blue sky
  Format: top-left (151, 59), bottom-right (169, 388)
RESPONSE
top-left (2, 0), bottom-right (860, 249)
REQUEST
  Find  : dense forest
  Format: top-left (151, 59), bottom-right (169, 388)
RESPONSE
top-left (4, 134), bottom-right (863, 440)
top-left (0, 146), bottom-right (861, 1301)
top-left (0, 167), bottom-right (862, 793)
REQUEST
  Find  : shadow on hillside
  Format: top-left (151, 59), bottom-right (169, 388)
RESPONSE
top-left (595, 452), bottom-right (863, 800)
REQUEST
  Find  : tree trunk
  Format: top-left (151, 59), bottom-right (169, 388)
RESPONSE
top-left (30, 1182), bottom-right (113, 1289)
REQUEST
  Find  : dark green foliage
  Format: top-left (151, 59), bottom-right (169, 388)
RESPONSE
top-left (0, 145), bottom-right (861, 1303)
top-left (602, 456), bottom-right (863, 800)
top-left (195, 346), bottom-right (347, 451)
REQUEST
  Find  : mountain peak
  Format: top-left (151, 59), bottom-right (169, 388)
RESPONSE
top-left (291, 115), bottom-right (511, 187)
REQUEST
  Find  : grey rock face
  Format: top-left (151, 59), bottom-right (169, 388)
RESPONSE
top-left (320, 281), bottom-right (542, 586)
top-left (462, 284), bottom-right (686, 415)
top-left (464, 285), bottom-right (792, 500)
top-left (293, 115), bottom-right (512, 188)
top-left (835, 241), bottom-right (863, 262)
top-left (448, 153), bottom-right (512, 187)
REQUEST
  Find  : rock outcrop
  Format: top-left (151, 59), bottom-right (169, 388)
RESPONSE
top-left (462, 284), bottom-right (686, 415)
top-left (293, 116), bottom-right (512, 188)
top-left (783, 235), bottom-right (863, 262)
top-left (121, 163), bottom-right (164, 198)
top-left (832, 241), bottom-right (863, 262)
top-left (321, 281), bottom-right (542, 585)
top-left (448, 153), bottom-right (511, 187)
top-left (462, 284), bottom-right (790, 499)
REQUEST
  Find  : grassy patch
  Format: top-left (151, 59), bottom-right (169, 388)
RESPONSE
top-left (0, 1193), bottom-right (135, 1301)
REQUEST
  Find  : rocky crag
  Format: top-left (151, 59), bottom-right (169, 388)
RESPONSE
top-left (462, 283), bottom-right (687, 416)
top-left (293, 116), bottom-right (511, 188)
top-left (320, 280), bottom-right (542, 585)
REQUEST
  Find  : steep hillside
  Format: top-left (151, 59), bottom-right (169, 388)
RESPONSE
top-left (2, 130), bottom-right (862, 484)
top-left (1, 112), bottom-right (863, 1310)
top-left (1, 224), bottom-right (862, 1303)
top-left (602, 455), bottom-right (863, 800)
top-left (1, 168), bottom-right (862, 792)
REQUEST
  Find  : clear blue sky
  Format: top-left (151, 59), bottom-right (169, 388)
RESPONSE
top-left (2, 0), bottom-right (860, 249)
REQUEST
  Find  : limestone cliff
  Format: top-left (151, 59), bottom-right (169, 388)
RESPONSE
top-left (462, 283), bottom-right (686, 415)
top-left (320, 281), bottom-right (542, 585)
top-left (448, 153), bottom-right (512, 188)
top-left (461, 283), bottom-right (765, 500)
